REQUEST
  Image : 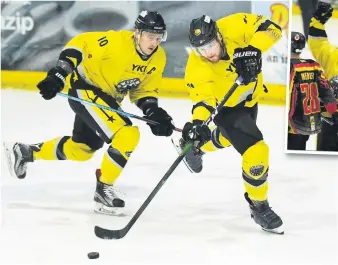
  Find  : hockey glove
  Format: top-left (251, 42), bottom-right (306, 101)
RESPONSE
top-left (37, 67), bottom-right (67, 100)
top-left (313, 1), bottom-right (333, 24)
top-left (331, 112), bottom-right (338, 126)
top-left (182, 120), bottom-right (211, 147)
top-left (144, 106), bottom-right (174, 137)
top-left (233, 45), bottom-right (262, 85)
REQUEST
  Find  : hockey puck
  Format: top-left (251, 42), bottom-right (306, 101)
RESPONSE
top-left (87, 252), bottom-right (99, 259)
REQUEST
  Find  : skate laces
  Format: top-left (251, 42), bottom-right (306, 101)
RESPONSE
top-left (103, 185), bottom-right (124, 201)
top-left (254, 201), bottom-right (279, 222)
top-left (261, 206), bottom-right (278, 221)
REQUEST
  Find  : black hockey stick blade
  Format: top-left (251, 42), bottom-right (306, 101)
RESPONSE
top-left (94, 225), bottom-right (127, 240)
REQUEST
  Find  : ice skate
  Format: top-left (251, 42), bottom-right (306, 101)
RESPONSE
top-left (94, 169), bottom-right (125, 216)
top-left (171, 137), bottom-right (204, 173)
top-left (3, 142), bottom-right (35, 179)
top-left (245, 192), bottom-right (284, 235)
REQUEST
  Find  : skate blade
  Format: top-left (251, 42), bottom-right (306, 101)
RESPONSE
top-left (2, 142), bottom-right (17, 179)
top-left (262, 225), bottom-right (284, 235)
top-left (94, 202), bottom-right (124, 216)
top-left (171, 137), bottom-right (194, 173)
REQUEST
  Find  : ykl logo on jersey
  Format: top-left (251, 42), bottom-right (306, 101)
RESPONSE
top-left (132, 64), bottom-right (156, 74)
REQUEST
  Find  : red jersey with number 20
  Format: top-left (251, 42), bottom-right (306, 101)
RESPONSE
top-left (288, 58), bottom-right (336, 135)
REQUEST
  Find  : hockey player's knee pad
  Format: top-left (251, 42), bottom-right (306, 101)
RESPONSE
top-left (242, 140), bottom-right (269, 180)
top-left (63, 137), bottom-right (96, 161)
top-left (242, 140), bottom-right (269, 201)
top-left (201, 126), bottom-right (231, 152)
top-left (111, 126), bottom-right (140, 158)
top-left (100, 126), bottom-right (140, 184)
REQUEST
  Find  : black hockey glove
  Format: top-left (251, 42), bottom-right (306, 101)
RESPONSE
top-left (233, 45), bottom-right (262, 85)
top-left (313, 1), bottom-right (333, 24)
top-left (37, 67), bottom-right (67, 100)
top-left (331, 112), bottom-right (338, 126)
top-left (182, 120), bottom-right (211, 147)
top-left (144, 106), bottom-right (174, 137)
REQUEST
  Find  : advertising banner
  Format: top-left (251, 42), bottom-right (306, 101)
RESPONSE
top-left (251, 1), bottom-right (290, 85)
top-left (1, 1), bottom-right (251, 78)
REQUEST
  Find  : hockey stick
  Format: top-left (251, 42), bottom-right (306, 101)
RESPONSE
top-left (321, 117), bottom-right (334, 126)
top-left (57, 92), bottom-right (182, 132)
top-left (94, 76), bottom-right (243, 240)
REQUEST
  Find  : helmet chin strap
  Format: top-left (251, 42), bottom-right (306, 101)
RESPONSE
top-left (134, 31), bottom-right (147, 56)
top-left (218, 37), bottom-right (226, 58)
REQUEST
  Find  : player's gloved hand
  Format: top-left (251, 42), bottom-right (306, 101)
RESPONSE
top-left (331, 112), bottom-right (338, 126)
top-left (37, 67), bottom-right (67, 100)
top-left (144, 106), bottom-right (174, 136)
top-left (182, 120), bottom-right (211, 147)
top-left (313, 1), bottom-right (333, 24)
top-left (233, 45), bottom-right (262, 85)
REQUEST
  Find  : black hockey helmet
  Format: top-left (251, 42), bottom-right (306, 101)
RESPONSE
top-left (189, 15), bottom-right (220, 48)
top-left (135, 10), bottom-right (167, 40)
top-left (291, 31), bottom-right (306, 54)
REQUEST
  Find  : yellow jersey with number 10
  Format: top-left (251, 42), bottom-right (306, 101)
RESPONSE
top-left (61, 30), bottom-right (166, 103)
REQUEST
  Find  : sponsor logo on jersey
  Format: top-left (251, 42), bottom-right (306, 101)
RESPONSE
top-left (187, 83), bottom-right (195, 89)
top-left (115, 78), bottom-right (141, 94)
top-left (132, 64), bottom-right (156, 74)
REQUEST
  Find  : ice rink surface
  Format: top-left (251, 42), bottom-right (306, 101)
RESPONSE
top-left (1, 87), bottom-right (337, 265)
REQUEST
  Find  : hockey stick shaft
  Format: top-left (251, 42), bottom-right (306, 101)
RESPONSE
top-left (94, 76), bottom-right (243, 239)
top-left (321, 117), bottom-right (334, 126)
top-left (204, 76), bottom-right (243, 126)
top-left (57, 92), bottom-right (182, 132)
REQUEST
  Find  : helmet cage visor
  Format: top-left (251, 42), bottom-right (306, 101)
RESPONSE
top-left (191, 38), bottom-right (218, 56)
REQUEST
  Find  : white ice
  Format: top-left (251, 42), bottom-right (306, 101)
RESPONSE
top-left (1, 88), bottom-right (337, 265)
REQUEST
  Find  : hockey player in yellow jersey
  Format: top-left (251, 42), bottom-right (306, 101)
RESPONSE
top-left (176, 14), bottom-right (284, 234)
top-left (3, 11), bottom-right (175, 215)
top-left (308, 1), bottom-right (338, 151)
top-left (308, 1), bottom-right (337, 81)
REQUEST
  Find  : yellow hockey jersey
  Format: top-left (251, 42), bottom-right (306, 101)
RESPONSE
top-left (308, 18), bottom-right (338, 117)
top-left (185, 13), bottom-right (282, 121)
top-left (308, 18), bottom-right (338, 80)
top-left (60, 30), bottom-right (166, 103)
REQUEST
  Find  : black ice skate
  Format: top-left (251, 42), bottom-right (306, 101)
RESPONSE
top-left (171, 137), bottom-right (204, 173)
top-left (94, 169), bottom-right (125, 216)
top-left (244, 192), bottom-right (284, 235)
top-left (3, 142), bottom-right (35, 179)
